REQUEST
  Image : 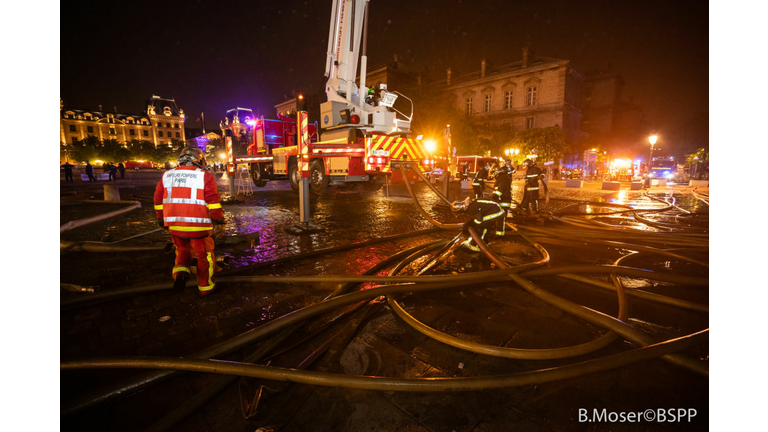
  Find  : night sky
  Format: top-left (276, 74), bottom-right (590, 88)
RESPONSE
top-left (60, 0), bottom-right (708, 144)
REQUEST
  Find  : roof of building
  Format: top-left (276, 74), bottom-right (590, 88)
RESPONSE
top-left (60, 107), bottom-right (151, 122)
top-left (436, 56), bottom-right (570, 87)
top-left (222, 107), bottom-right (255, 124)
top-left (61, 95), bottom-right (183, 121)
top-left (146, 95), bottom-right (183, 117)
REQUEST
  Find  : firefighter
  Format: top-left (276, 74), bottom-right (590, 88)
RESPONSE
top-left (154, 146), bottom-right (225, 296)
top-left (472, 162), bottom-right (490, 199)
top-left (459, 162), bottom-right (470, 182)
top-left (519, 159), bottom-right (545, 216)
top-left (491, 161), bottom-right (515, 236)
top-left (451, 197), bottom-right (505, 252)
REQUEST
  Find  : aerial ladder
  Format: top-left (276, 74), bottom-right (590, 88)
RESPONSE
top-left (225, 0), bottom-right (427, 196)
top-left (321, 0), bottom-right (413, 134)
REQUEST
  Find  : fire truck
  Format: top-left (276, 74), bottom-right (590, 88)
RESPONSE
top-left (224, 0), bottom-right (429, 196)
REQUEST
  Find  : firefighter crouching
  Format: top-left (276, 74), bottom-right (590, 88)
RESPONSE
top-left (519, 159), bottom-right (545, 216)
top-left (472, 162), bottom-right (491, 199)
top-left (491, 160), bottom-right (515, 236)
top-left (451, 197), bottom-right (505, 252)
top-left (154, 146), bottom-right (225, 296)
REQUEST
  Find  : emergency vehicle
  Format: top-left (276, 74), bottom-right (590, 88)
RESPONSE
top-left (454, 156), bottom-right (501, 179)
top-left (223, 0), bottom-right (429, 196)
top-left (648, 156), bottom-right (677, 181)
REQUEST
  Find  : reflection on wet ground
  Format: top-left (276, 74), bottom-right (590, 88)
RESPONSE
top-left (60, 175), bottom-right (709, 432)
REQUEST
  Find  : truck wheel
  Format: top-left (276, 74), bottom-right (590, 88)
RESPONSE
top-left (309, 160), bottom-right (329, 196)
top-left (360, 176), bottom-right (385, 193)
top-left (250, 163), bottom-right (267, 187)
top-left (288, 162), bottom-right (299, 191)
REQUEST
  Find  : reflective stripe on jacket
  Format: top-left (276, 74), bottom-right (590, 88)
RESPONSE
top-left (468, 200), bottom-right (505, 224)
top-left (154, 166), bottom-right (223, 236)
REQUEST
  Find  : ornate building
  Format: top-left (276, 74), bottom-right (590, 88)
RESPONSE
top-left (435, 47), bottom-right (584, 146)
top-left (60, 95), bottom-right (186, 146)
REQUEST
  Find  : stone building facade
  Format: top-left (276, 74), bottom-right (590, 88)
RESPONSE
top-left (435, 47), bottom-right (584, 146)
top-left (60, 95), bottom-right (186, 146)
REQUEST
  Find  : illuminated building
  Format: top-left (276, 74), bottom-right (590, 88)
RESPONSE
top-left (60, 95), bottom-right (186, 147)
top-left (435, 47), bottom-right (584, 146)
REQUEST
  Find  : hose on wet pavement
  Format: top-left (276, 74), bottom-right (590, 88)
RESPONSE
top-left (62, 328), bottom-right (707, 392)
top-left (60, 174), bottom-right (708, 421)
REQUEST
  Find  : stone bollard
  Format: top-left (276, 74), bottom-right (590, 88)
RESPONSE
top-left (601, 181), bottom-right (621, 190)
top-left (565, 179), bottom-right (583, 188)
top-left (103, 184), bottom-right (121, 202)
top-left (689, 180), bottom-right (708, 187)
top-left (630, 182), bottom-right (643, 190)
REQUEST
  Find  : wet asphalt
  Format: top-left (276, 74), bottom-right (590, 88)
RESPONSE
top-left (60, 170), bottom-right (709, 432)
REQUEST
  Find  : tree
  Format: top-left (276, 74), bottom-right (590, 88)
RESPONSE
top-left (151, 139), bottom-right (185, 164)
top-left (68, 135), bottom-right (101, 164)
top-left (126, 139), bottom-right (157, 161)
top-left (506, 126), bottom-right (569, 164)
top-left (101, 139), bottom-right (130, 163)
top-left (409, 84), bottom-right (483, 156)
top-left (685, 148), bottom-right (709, 180)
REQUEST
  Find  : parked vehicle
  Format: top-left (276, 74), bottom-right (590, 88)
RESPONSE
top-left (124, 161), bottom-right (157, 170)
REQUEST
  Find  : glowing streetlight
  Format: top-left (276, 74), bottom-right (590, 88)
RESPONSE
top-left (649, 135), bottom-right (658, 166)
top-left (423, 139), bottom-right (437, 154)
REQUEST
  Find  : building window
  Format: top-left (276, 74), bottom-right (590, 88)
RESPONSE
top-left (87, 126), bottom-right (94, 133)
top-left (129, 129), bottom-right (136, 136)
top-left (166, 123), bottom-right (171, 128)
top-left (484, 94), bottom-right (492, 112)
top-left (525, 117), bottom-right (535, 129)
top-left (109, 127), bottom-right (116, 135)
top-left (69, 125), bottom-right (76, 132)
top-left (526, 86), bottom-right (537, 106)
top-left (158, 131), bottom-right (163, 137)
top-left (504, 91), bottom-right (513, 109)
top-left (71, 136), bottom-right (78, 143)
top-left (175, 132), bottom-right (180, 138)
top-left (174, 123), bottom-right (178, 128)
top-left (143, 130), bottom-right (149, 137)
top-left (465, 98), bottom-right (473, 116)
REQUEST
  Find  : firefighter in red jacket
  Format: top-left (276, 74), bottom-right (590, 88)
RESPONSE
top-left (154, 146), bottom-right (224, 295)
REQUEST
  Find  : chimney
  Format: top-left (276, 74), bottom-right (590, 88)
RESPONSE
top-left (522, 46), bottom-right (535, 68)
top-left (114, 106), bottom-right (117, 113)
top-left (446, 67), bottom-right (452, 86)
top-left (522, 47), bottom-right (529, 68)
top-left (481, 58), bottom-right (487, 78)
top-left (98, 104), bottom-right (103, 112)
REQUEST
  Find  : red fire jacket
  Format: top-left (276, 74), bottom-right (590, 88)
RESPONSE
top-left (154, 165), bottom-right (223, 238)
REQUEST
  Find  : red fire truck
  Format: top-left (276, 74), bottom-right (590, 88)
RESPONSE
top-left (226, 114), bottom-right (429, 195)
top-left (224, 0), bottom-right (431, 196)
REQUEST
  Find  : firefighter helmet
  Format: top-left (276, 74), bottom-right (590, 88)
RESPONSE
top-left (450, 197), bottom-right (471, 213)
top-left (178, 146), bottom-right (207, 168)
top-left (523, 159), bottom-right (534, 167)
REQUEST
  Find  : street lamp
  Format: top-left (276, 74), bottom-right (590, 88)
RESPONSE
top-left (648, 135), bottom-right (658, 166)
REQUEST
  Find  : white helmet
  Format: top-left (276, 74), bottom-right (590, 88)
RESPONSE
top-left (178, 146), bottom-right (206, 168)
